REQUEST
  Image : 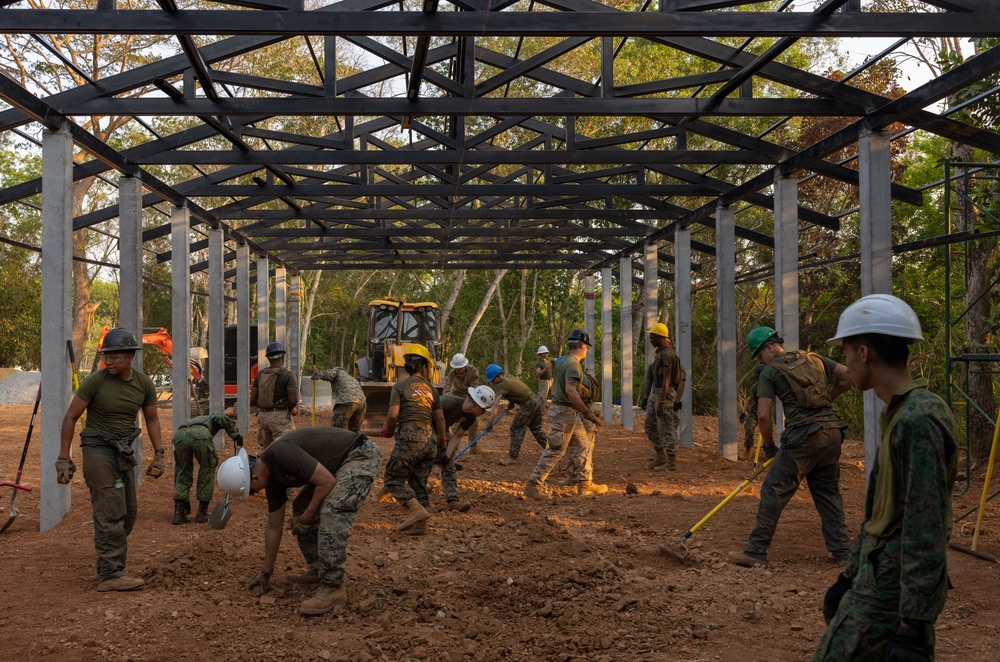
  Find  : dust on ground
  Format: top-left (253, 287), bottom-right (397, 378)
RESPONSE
top-left (0, 405), bottom-right (997, 662)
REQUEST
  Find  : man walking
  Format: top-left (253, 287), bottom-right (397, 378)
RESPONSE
top-left (171, 412), bottom-right (243, 525)
top-left (311, 365), bottom-right (367, 432)
top-left (534, 346), bottom-right (553, 402)
top-left (728, 326), bottom-right (853, 567)
top-left (217, 426), bottom-right (380, 615)
top-left (251, 342), bottom-right (298, 449)
top-left (813, 295), bottom-right (957, 662)
top-left (524, 330), bottom-right (607, 500)
top-left (486, 364), bottom-right (549, 466)
top-left (56, 327), bottom-right (164, 592)
top-left (643, 323), bottom-right (681, 471)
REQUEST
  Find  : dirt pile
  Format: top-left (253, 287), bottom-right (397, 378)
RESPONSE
top-left (0, 370), bottom-right (39, 405)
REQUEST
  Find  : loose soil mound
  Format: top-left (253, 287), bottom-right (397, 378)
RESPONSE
top-left (0, 370), bottom-right (39, 405)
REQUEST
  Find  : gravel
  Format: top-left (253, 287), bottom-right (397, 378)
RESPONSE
top-left (0, 371), bottom-right (41, 405)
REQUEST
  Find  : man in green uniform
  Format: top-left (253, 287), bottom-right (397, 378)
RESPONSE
top-left (56, 327), bottom-right (165, 592)
top-left (218, 426), bottom-right (381, 616)
top-left (559, 362), bottom-right (602, 487)
top-left (251, 342), bottom-right (298, 449)
top-left (728, 326), bottom-right (853, 567)
top-left (813, 294), bottom-right (957, 662)
top-left (381, 343), bottom-right (448, 535)
top-left (171, 412), bottom-right (243, 525)
top-left (486, 364), bottom-right (549, 466)
top-left (643, 323), bottom-right (681, 471)
top-left (444, 353), bottom-right (482, 451)
top-left (534, 345), bottom-right (553, 402)
top-left (310, 366), bottom-right (366, 433)
top-left (434, 385), bottom-right (496, 511)
top-left (524, 330), bottom-right (607, 500)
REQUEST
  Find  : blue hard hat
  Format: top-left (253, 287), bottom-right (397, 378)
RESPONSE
top-left (485, 364), bottom-right (503, 382)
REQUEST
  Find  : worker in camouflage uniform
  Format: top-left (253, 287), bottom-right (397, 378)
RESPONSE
top-left (524, 330), bottom-right (607, 500)
top-left (171, 412), bottom-right (243, 525)
top-left (56, 327), bottom-right (164, 592)
top-left (534, 345), bottom-right (553, 402)
top-left (486, 364), bottom-right (549, 466)
top-left (558, 364), bottom-right (602, 488)
top-left (813, 294), bottom-right (957, 662)
top-left (444, 353), bottom-right (482, 452)
top-left (311, 366), bottom-right (367, 433)
top-left (251, 342), bottom-right (298, 449)
top-left (434, 385), bottom-right (496, 512)
top-left (728, 326), bottom-right (853, 568)
top-left (381, 343), bottom-right (448, 536)
top-left (218, 426), bottom-right (380, 616)
top-left (642, 323), bottom-right (681, 471)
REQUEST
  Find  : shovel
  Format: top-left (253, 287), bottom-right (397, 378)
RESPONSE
top-left (454, 409), bottom-right (509, 459)
top-left (0, 384), bottom-right (41, 534)
top-left (208, 439), bottom-right (240, 530)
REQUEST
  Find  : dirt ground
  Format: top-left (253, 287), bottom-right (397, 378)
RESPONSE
top-left (0, 405), bottom-right (998, 662)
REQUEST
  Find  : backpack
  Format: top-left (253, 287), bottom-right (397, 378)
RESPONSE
top-left (257, 367), bottom-right (287, 408)
top-left (772, 351), bottom-right (832, 409)
top-left (579, 371), bottom-right (599, 406)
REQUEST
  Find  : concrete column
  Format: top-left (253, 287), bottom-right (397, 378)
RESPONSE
top-left (257, 256), bottom-right (269, 367)
top-left (39, 127), bottom-right (73, 531)
top-left (644, 239), bottom-right (657, 373)
top-left (601, 267), bottom-right (613, 422)
top-left (674, 223), bottom-right (693, 449)
top-left (619, 257), bottom-right (633, 430)
top-left (859, 128), bottom-right (893, 482)
top-left (119, 176), bottom-right (145, 486)
top-left (774, 173), bottom-right (800, 440)
top-left (716, 204), bottom-right (738, 460)
top-left (274, 266), bottom-right (286, 349)
top-left (208, 226), bottom-right (225, 451)
top-left (289, 272), bottom-right (301, 390)
top-left (584, 273), bottom-right (596, 374)
top-left (171, 206), bottom-right (192, 435)
top-left (235, 244), bottom-right (251, 438)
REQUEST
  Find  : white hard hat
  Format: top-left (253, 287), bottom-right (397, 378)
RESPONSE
top-left (828, 294), bottom-right (924, 345)
top-left (537, 345), bottom-right (549, 355)
top-left (468, 385), bottom-right (496, 410)
top-left (217, 448), bottom-right (252, 500)
top-left (450, 353), bottom-right (469, 369)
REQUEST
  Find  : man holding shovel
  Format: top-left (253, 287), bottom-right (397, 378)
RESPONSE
top-left (171, 412), bottom-right (243, 525)
top-left (56, 327), bottom-right (164, 592)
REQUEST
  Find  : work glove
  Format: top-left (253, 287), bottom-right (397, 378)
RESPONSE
top-left (585, 410), bottom-right (604, 428)
top-left (822, 573), bottom-right (852, 624)
top-left (289, 515), bottom-right (316, 537)
top-left (380, 427), bottom-right (392, 438)
top-left (739, 412), bottom-right (746, 424)
top-left (434, 443), bottom-right (449, 466)
top-left (638, 398), bottom-right (647, 410)
top-left (762, 444), bottom-right (777, 461)
top-left (55, 456), bottom-right (76, 484)
top-left (886, 624), bottom-right (932, 662)
top-left (234, 435), bottom-right (244, 448)
top-left (673, 401), bottom-right (682, 411)
top-left (248, 569), bottom-right (271, 596)
top-left (146, 455), bottom-right (165, 479)
top-left (506, 403), bottom-right (515, 412)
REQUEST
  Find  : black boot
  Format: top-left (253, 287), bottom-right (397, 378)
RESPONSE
top-left (193, 501), bottom-right (211, 524)
top-left (172, 499), bottom-right (190, 525)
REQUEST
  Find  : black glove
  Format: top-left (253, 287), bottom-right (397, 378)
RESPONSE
top-left (886, 624), bottom-right (932, 662)
top-left (434, 443), bottom-right (449, 466)
top-left (673, 401), bottom-right (682, 411)
top-left (739, 412), bottom-right (746, 424)
top-left (234, 434), bottom-right (244, 448)
top-left (822, 573), bottom-right (852, 624)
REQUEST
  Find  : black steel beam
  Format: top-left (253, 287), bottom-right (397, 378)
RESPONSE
top-left (183, 183), bottom-right (720, 197)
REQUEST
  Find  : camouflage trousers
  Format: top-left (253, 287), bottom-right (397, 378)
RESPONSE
top-left (257, 409), bottom-right (294, 449)
top-left (293, 437), bottom-right (380, 587)
top-left (643, 387), bottom-right (678, 455)
top-left (508, 394), bottom-right (549, 459)
top-left (812, 535), bottom-right (937, 662)
top-left (434, 456), bottom-right (460, 502)
top-left (384, 423), bottom-right (437, 507)
top-left (172, 427), bottom-right (219, 503)
top-left (331, 401), bottom-right (366, 433)
top-left (745, 427), bottom-right (851, 559)
top-left (82, 443), bottom-right (137, 581)
top-left (537, 379), bottom-right (551, 402)
top-left (562, 414), bottom-right (597, 481)
top-left (529, 404), bottom-right (593, 485)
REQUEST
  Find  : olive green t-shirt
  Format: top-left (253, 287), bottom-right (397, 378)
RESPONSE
top-left (390, 374), bottom-right (442, 424)
top-left (75, 368), bottom-right (157, 437)
top-left (551, 355), bottom-right (583, 406)
top-left (491, 375), bottom-right (533, 405)
top-left (260, 426), bottom-right (360, 512)
top-left (440, 393), bottom-right (476, 431)
top-left (653, 345), bottom-right (680, 390)
top-left (757, 352), bottom-right (842, 431)
top-left (444, 365), bottom-right (479, 396)
top-left (535, 358), bottom-right (552, 381)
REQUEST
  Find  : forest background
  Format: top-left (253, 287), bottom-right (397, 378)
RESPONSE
top-left (1, 0), bottom-right (998, 461)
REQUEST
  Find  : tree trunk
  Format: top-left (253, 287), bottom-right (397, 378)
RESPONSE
top-left (440, 269), bottom-right (466, 337)
top-left (71, 177), bottom-right (99, 365)
top-left (299, 271), bottom-right (322, 371)
top-left (460, 269), bottom-right (507, 355)
top-left (512, 270), bottom-right (539, 376)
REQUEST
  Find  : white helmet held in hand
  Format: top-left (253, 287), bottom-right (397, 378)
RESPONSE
top-left (217, 448), bottom-right (252, 499)
top-left (828, 294), bottom-right (924, 345)
top-left (450, 353), bottom-right (470, 369)
top-left (537, 345), bottom-right (549, 355)
top-left (468, 385), bottom-right (496, 410)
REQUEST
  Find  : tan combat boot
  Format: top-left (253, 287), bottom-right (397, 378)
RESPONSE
top-left (289, 569), bottom-right (320, 584)
top-left (398, 498), bottom-right (430, 531)
top-left (576, 480), bottom-right (609, 496)
top-left (557, 475), bottom-right (578, 487)
top-left (648, 449), bottom-right (668, 470)
top-left (299, 584), bottom-right (347, 615)
top-left (401, 519), bottom-right (429, 536)
top-left (524, 481), bottom-right (549, 502)
top-left (653, 453), bottom-right (677, 472)
top-left (97, 576), bottom-right (145, 592)
top-left (446, 500), bottom-right (472, 513)
top-left (498, 455), bottom-right (518, 466)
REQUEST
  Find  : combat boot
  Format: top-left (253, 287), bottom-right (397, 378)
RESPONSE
top-left (576, 480), bottom-right (609, 496)
top-left (299, 584), bottom-right (347, 615)
top-left (727, 550), bottom-right (767, 567)
top-left (446, 500), bottom-right (472, 513)
top-left (498, 455), bottom-right (518, 466)
top-left (193, 501), bottom-right (211, 524)
top-left (557, 475), bottom-right (579, 487)
top-left (289, 569), bottom-right (320, 584)
top-left (171, 499), bottom-right (190, 525)
top-left (523, 481), bottom-right (549, 502)
top-left (401, 519), bottom-right (429, 536)
top-left (398, 498), bottom-right (430, 531)
top-left (97, 575), bottom-right (145, 592)
top-left (647, 449), bottom-right (668, 471)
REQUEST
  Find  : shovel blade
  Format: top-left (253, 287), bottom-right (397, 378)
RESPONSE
top-left (207, 501), bottom-right (231, 530)
top-left (0, 511), bottom-right (17, 535)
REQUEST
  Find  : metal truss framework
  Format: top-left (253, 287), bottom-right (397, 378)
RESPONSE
top-left (1, 0), bottom-right (1000, 280)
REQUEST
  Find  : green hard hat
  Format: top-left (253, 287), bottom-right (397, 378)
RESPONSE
top-left (747, 326), bottom-right (779, 357)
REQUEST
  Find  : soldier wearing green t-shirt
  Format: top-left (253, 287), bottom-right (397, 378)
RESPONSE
top-left (524, 330), bottom-right (607, 501)
top-left (56, 328), bottom-right (164, 593)
top-left (486, 364), bottom-right (549, 466)
top-left (435, 386), bottom-right (495, 511)
top-left (728, 326), bottom-right (853, 568)
top-left (534, 346), bottom-right (553, 402)
top-left (251, 342), bottom-right (298, 449)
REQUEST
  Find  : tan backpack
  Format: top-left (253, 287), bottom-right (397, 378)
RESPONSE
top-left (257, 367), bottom-right (286, 408)
top-left (772, 351), bottom-right (832, 409)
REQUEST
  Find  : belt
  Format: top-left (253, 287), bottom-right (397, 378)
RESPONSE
top-left (258, 406), bottom-right (287, 412)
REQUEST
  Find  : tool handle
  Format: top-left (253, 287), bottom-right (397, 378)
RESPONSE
top-left (10, 384), bottom-right (42, 487)
top-left (66, 339), bottom-right (76, 365)
top-left (454, 409), bottom-right (509, 459)
top-left (685, 457), bottom-right (774, 537)
top-left (0, 482), bottom-right (31, 492)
